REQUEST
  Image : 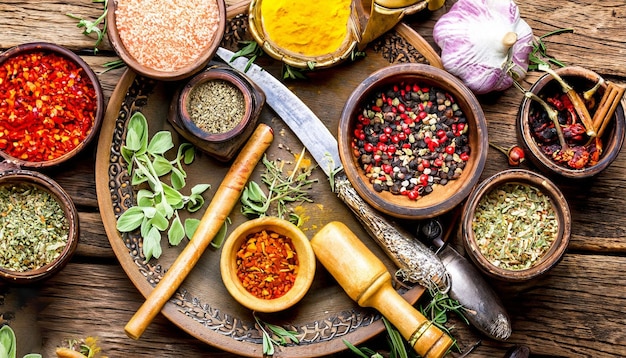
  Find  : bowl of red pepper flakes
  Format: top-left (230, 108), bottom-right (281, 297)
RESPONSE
top-left (220, 216), bottom-right (316, 313)
top-left (338, 63), bottom-right (489, 219)
top-left (0, 162), bottom-right (79, 284)
top-left (0, 42), bottom-right (104, 168)
top-left (517, 66), bottom-right (625, 179)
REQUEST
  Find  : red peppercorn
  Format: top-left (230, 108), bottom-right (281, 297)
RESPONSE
top-left (364, 142), bottom-right (375, 152)
top-left (507, 146), bottom-right (525, 166)
top-left (459, 152), bottom-right (470, 161)
top-left (445, 145), bottom-right (455, 155)
top-left (407, 190), bottom-right (419, 200)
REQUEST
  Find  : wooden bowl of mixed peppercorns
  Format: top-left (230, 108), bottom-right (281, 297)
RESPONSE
top-left (0, 42), bottom-right (104, 169)
top-left (460, 169), bottom-right (571, 282)
top-left (338, 63), bottom-right (489, 219)
top-left (0, 163), bottom-right (79, 284)
top-left (219, 217), bottom-right (316, 313)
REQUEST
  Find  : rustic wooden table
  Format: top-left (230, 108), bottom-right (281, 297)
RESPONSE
top-left (1, 0), bottom-right (625, 357)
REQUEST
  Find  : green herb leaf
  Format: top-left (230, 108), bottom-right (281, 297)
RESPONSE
top-left (181, 143), bottom-right (195, 165)
top-left (149, 210), bottom-right (169, 231)
top-left (0, 325), bottom-right (16, 358)
top-left (116, 206), bottom-right (146, 232)
top-left (152, 155), bottom-right (174, 177)
top-left (191, 183), bottom-right (211, 196)
top-left (210, 217), bottom-right (231, 249)
top-left (186, 194), bottom-right (205, 213)
top-left (168, 215), bottom-right (185, 246)
top-left (147, 131), bottom-right (174, 155)
top-left (170, 167), bottom-right (186, 190)
top-left (184, 218), bottom-right (201, 239)
top-left (143, 226), bottom-right (162, 261)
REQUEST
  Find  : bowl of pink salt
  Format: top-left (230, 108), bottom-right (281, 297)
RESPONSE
top-left (248, 0), bottom-right (360, 69)
top-left (107, 0), bottom-right (226, 81)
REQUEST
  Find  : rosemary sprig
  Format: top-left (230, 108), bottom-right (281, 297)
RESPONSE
top-left (254, 313), bottom-right (300, 356)
top-left (418, 287), bottom-right (467, 353)
top-left (230, 40), bottom-right (264, 72)
top-left (283, 63), bottom-right (309, 80)
top-left (66, 0), bottom-right (109, 54)
top-left (100, 59), bottom-right (127, 74)
top-left (240, 148), bottom-right (318, 226)
top-left (343, 318), bottom-right (418, 358)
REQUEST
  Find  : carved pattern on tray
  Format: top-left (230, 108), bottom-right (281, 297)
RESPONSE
top-left (105, 74), bottom-right (397, 347)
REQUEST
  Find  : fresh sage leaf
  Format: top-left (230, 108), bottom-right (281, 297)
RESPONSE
top-left (186, 194), bottom-right (205, 213)
top-left (181, 143), bottom-right (195, 165)
top-left (168, 216), bottom-right (185, 246)
top-left (162, 183), bottom-right (184, 207)
top-left (137, 189), bottom-right (155, 207)
top-left (184, 218), bottom-right (201, 239)
top-left (147, 131), bottom-right (174, 155)
top-left (116, 206), bottom-right (145, 232)
top-left (191, 183), bottom-right (211, 196)
top-left (210, 217), bottom-right (231, 249)
top-left (152, 155), bottom-right (173, 177)
top-left (143, 226), bottom-right (162, 261)
top-left (170, 167), bottom-right (186, 190)
top-left (149, 210), bottom-right (169, 231)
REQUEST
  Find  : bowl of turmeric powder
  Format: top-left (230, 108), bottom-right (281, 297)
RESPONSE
top-left (247, 0), bottom-right (360, 69)
top-left (220, 217), bottom-right (316, 313)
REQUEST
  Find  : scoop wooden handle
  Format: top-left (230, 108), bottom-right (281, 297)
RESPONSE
top-left (311, 222), bottom-right (453, 358)
top-left (124, 123), bottom-right (273, 340)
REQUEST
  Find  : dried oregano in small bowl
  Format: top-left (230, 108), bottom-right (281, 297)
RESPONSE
top-left (0, 163), bottom-right (79, 284)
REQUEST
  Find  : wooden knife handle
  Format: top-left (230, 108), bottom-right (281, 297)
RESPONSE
top-left (124, 123), bottom-right (273, 340)
top-left (311, 222), bottom-right (453, 358)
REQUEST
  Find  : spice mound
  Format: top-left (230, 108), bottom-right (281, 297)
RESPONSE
top-left (115, 0), bottom-right (220, 72)
top-left (351, 83), bottom-right (471, 201)
top-left (260, 0), bottom-right (352, 57)
top-left (235, 229), bottom-right (299, 300)
top-left (0, 182), bottom-right (69, 272)
top-left (187, 79), bottom-right (245, 134)
top-left (472, 183), bottom-right (558, 271)
top-left (0, 51), bottom-right (97, 162)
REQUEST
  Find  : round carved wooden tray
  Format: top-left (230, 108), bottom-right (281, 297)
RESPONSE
top-left (95, 16), bottom-right (430, 357)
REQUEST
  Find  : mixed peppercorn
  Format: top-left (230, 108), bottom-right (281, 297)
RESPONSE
top-left (235, 229), bottom-right (298, 300)
top-left (0, 51), bottom-right (97, 162)
top-left (351, 82), bottom-right (471, 200)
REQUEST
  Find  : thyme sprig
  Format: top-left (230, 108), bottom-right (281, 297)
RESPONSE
top-left (116, 111), bottom-right (212, 261)
top-left (240, 148), bottom-right (317, 226)
top-left (66, 0), bottom-right (109, 54)
top-left (254, 313), bottom-right (300, 356)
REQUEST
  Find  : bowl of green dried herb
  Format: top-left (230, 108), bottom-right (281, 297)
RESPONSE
top-left (0, 163), bottom-right (79, 284)
top-left (461, 169), bottom-right (571, 282)
top-left (168, 64), bottom-right (265, 162)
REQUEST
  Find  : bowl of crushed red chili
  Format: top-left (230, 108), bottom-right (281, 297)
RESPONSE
top-left (461, 169), bottom-right (571, 282)
top-left (0, 162), bottom-right (79, 284)
top-left (0, 42), bottom-right (104, 168)
top-left (338, 63), bottom-right (489, 219)
top-left (220, 216), bottom-right (316, 313)
top-left (517, 66), bottom-right (625, 179)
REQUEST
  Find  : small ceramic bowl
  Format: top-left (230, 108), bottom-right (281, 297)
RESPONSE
top-left (247, 0), bottom-right (359, 69)
top-left (107, 0), bottom-right (226, 81)
top-left (0, 42), bottom-right (104, 168)
top-left (168, 64), bottom-right (265, 162)
top-left (338, 63), bottom-right (488, 219)
top-left (517, 66), bottom-right (625, 179)
top-left (0, 163), bottom-right (79, 284)
top-left (220, 217), bottom-right (316, 313)
top-left (461, 169), bottom-right (571, 282)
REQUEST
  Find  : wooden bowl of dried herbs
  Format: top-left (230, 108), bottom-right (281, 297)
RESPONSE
top-left (461, 169), bottom-right (571, 282)
top-left (168, 64), bottom-right (265, 162)
top-left (0, 163), bottom-right (79, 284)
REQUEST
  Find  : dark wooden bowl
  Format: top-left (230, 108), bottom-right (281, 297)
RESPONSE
top-left (517, 66), bottom-right (625, 179)
top-left (338, 63), bottom-right (488, 219)
top-left (168, 65), bottom-right (265, 162)
top-left (0, 42), bottom-right (104, 168)
top-left (107, 0), bottom-right (226, 81)
top-left (461, 169), bottom-right (571, 282)
top-left (0, 164), bottom-right (79, 284)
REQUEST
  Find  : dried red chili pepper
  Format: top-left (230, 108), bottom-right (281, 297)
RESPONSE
top-left (0, 51), bottom-right (97, 162)
top-left (235, 230), bottom-right (299, 300)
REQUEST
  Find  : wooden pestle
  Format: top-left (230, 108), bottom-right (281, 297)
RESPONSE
top-left (311, 222), bottom-right (453, 358)
top-left (124, 123), bottom-right (274, 340)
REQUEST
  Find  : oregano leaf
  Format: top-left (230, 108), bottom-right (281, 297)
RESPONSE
top-left (191, 183), bottom-right (211, 196)
top-left (170, 167), bottom-right (186, 190)
top-left (116, 206), bottom-right (145, 232)
top-left (147, 131), bottom-right (174, 155)
top-left (186, 194), bottom-right (205, 212)
top-left (143, 226), bottom-right (162, 261)
top-left (152, 155), bottom-right (173, 177)
top-left (168, 215), bottom-right (185, 246)
top-left (184, 218), bottom-right (201, 239)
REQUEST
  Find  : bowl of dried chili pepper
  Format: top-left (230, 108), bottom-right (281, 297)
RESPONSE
top-left (220, 216), bottom-right (316, 313)
top-left (461, 169), bottom-right (571, 282)
top-left (0, 42), bottom-right (104, 168)
top-left (0, 162), bottom-right (79, 284)
top-left (338, 63), bottom-right (489, 219)
top-left (517, 66), bottom-right (625, 179)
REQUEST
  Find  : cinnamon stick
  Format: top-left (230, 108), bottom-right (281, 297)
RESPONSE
top-left (592, 82), bottom-right (625, 138)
